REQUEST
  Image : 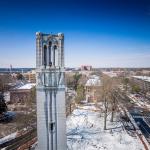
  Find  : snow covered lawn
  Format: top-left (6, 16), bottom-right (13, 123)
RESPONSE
top-left (67, 104), bottom-right (144, 150)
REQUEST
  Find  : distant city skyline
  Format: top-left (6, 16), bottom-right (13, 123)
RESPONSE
top-left (0, 0), bottom-right (150, 68)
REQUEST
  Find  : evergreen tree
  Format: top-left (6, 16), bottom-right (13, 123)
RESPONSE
top-left (0, 93), bottom-right (7, 114)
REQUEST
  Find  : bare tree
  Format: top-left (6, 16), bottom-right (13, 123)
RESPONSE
top-left (0, 74), bottom-right (13, 92)
top-left (122, 77), bottom-right (129, 92)
top-left (110, 90), bottom-right (118, 122)
top-left (101, 75), bottom-right (111, 130)
top-left (101, 75), bottom-right (120, 129)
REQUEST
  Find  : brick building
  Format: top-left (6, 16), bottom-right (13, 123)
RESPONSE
top-left (10, 83), bottom-right (35, 104)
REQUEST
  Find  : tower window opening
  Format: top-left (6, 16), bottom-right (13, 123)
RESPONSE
top-left (49, 41), bottom-right (52, 67)
top-left (49, 41), bottom-right (52, 46)
top-left (44, 45), bottom-right (47, 67)
top-left (50, 122), bottom-right (55, 132)
top-left (53, 45), bottom-right (57, 66)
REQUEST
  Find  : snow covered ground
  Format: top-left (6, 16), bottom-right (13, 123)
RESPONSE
top-left (0, 132), bottom-right (17, 144)
top-left (67, 104), bottom-right (144, 150)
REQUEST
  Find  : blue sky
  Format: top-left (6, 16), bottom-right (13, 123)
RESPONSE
top-left (0, 0), bottom-right (150, 68)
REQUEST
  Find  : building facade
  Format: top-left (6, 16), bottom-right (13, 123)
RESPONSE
top-left (36, 32), bottom-right (66, 150)
top-left (9, 83), bottom-right (35, 104)
top-left (23, 70), bottom-right (36, 83)
top-left (132, 76), bottom-right (150, 95)
top-left (85, 75), bottom-right (101, 103)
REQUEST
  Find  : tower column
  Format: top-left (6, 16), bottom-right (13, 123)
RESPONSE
top-left (36, 32), bottom-right (66, 150)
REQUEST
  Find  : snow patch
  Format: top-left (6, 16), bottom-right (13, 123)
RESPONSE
top-left (67, 104), bottom-right (144, 150)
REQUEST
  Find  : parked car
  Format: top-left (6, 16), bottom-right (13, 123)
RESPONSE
top-left (0, 112), bottom-right (15, 123)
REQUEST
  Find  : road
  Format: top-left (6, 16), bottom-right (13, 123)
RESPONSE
top-left (134, 117), bottom-right (150, 139)
top-left (117, 91), bottom-right (150, 143)
top-left (0, 128), bottom-right (36, 150)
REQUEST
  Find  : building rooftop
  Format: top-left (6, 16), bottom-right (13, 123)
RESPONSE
top-left (102, 71), bottom-right (118, 77)
top-left (85, 75), bottom-right (101, 86)
top-left (133, 76), bottom-right (150, 83)
top-left (17, 83), bottom-right (36, 90)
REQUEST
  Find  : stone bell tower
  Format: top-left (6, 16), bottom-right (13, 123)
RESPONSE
top-left (36, 32), bottom-right (66, 150)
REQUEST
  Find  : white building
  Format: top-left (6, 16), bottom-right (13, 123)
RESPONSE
top-left (85, 75), bottom-right (101, 102)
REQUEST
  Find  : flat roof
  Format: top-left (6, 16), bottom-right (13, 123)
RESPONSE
top-left (17, 83), bottom-right (36, 90)
top-left (133, 76), bottom-right (150, 83)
